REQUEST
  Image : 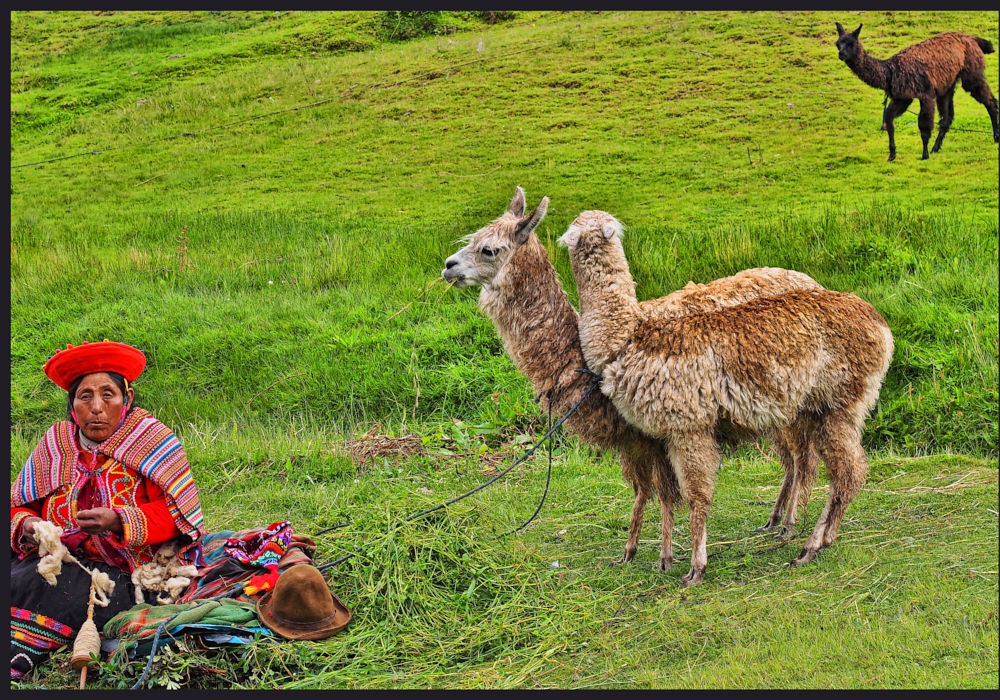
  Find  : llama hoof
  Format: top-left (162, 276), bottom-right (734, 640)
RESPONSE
top-left (887, 153), bottom-right (897, 162)
top-left (755, 521), bottom-right (778, 533)
top-left (790, 548), bottom-right (816, 567)
top-left (776, 526), bottom-right (796, 540)
top-left (921, 152), bottom-right (930, 160)
top-left (680, 568), bottom-right (704, 587)
top-left (656, 556), bottom-right (673, 573)
top-left (614, 547), bottom-right (637, 566)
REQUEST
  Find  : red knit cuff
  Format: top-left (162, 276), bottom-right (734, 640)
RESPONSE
top-left (110, 507), bottom-right (150, 547)
top-left (10, 511), bottom-right (38, 554)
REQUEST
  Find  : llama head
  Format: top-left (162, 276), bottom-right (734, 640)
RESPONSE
top-left (558, 210), bottom-right (624, 256)
top-left (834, 22), bottom-right (863, 63)
top-left (442, 186), bottom-right (549, 288)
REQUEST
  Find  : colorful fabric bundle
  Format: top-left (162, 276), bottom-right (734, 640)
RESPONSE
top-left (224, 521), bottom-right (292, 568)
top-left (11, 609), bottom-right (76, 680)
top-left (222, 521), bottom-right (293, 596)
top-left (176, 528), bottom-right (315, 603)
top-left (11, 409), bottom-right (206, 568)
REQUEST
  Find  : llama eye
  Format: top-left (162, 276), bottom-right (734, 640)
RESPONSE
top-left (481, 247), bottom-right (496, 257)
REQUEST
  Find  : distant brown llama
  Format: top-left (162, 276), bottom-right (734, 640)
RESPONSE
top-left (835, 23), bottom-right (999, 161)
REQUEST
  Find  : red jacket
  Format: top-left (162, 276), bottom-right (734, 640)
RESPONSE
top-left (11, 449), bottom-right (181, 569)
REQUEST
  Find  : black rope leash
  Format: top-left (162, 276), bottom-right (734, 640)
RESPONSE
top-left (503, 389), bottom-right (555, 537)
top-left (313, 521), bottom-right (350, 537)
top-left (315, 369), bottom-right (602, 573)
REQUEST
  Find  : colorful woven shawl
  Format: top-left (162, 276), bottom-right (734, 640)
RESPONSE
top-left (11, 408), bottom-right (206, 562)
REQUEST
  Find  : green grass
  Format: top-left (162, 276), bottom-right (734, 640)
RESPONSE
top-left (10, 10), bottom-right (999, 689)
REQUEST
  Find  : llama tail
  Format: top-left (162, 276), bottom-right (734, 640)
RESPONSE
top-left (974, 37), bottom-right (994, 54)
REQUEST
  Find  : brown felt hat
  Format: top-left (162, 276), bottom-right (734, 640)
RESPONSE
top-left (256, 564), bottom-right (351, 641)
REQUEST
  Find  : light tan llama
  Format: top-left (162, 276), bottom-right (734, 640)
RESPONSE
top-left (560, 211), bottom-right (893, 586)
top-left (442, 187), bottom-right (827, 569)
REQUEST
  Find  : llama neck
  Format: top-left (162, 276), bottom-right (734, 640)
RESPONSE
top-left (573, 242), bottom-right (641, 375)
top-left (847, 49), bottom-right (889, 91)
top-left (478, 237), bottom-right (593, 414)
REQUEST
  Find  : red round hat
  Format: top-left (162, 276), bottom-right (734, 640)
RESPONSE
top-left (43, 340), bottom-right (147, 391)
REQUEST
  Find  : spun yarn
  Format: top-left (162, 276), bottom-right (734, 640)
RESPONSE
top-left (71, 619), bottom-right (101, 672)
top-left (31, 521), bottom-right (117, 686)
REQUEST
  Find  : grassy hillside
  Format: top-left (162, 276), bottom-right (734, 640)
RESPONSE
top-left (9, 10), bottom-right (999, 689)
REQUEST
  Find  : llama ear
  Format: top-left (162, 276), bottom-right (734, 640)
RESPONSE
top-left (835, 22), bottom-right (845, 36)
top-left (851, 24), bottom-right (862, 38)
top-left (514, 196), bottom-right (548, 244)
top-left (601, 219), bottom-right (623, 240)
top-left (558, 226), bottom-right (581, 248)
top-left (508, 186), bottom-right (526, 217)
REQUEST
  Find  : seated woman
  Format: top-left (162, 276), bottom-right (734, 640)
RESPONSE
top-left (10, 341), bottom-right (205, 681)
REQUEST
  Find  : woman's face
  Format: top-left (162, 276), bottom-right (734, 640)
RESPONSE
top-left (72, 372), bottom-right (134, 442)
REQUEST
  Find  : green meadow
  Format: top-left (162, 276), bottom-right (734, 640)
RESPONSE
top-left (10, 10), bottom-right (998, 689)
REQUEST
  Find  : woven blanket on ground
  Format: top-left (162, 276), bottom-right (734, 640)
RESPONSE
top-left (176, 529), bottom-right (316, 603)
top-left (104, 599), bottom-right (260, 640)
top-left (103, 599), bottom-right (270, 658)
top-left (11, 409), bottom-right (205, 564)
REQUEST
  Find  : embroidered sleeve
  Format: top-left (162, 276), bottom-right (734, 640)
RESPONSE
top-left (110, 501), bottom-right (181, 548)
top-left (11, 506), bottom-right (40, 554)
top-left (108, 506), bottom-right (149, 548)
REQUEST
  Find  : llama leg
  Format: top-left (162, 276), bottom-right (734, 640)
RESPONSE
top-left (652, 448), bottom-right (679, 572)
top-left (917, 96), bottom-right (936, 159)
top-left (617, 448), bottom-right (650, 565)
top-left (962, 74), bottom-right (999, 143)
top-left (758, 430), bottom-right (794, 533)
top-left (883, 98), bottom-right (912, 162)
top-left (931, 87), bottom-right (956, 153)
top-left (816, 420), bottom-right (868, 549)
top-left (791, 412), bottom-right (867, 567)
top-left (668, 431), bottom-right (720, 587)
top-left (782, 416), bottom-right (819, 537)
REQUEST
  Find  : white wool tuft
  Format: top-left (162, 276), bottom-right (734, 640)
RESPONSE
top-left (31, 521), bottom-right (116, 605)
top-left (130, 542), bottom-right (199, 605)
top-left (34, 521), bottom-right (74, 586)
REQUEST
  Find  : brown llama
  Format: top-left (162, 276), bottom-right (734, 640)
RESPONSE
top-left (835, 22), bottom-right (999, 161)
top-left (442, 188), bottom-right (823, 571)
top-left (561, 211), bottom-right (894, 586)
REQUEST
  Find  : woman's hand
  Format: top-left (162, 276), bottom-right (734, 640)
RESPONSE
top-left (21, 516), bottom-right (42, 543)
top-left (76, 508), bottom-right (124, 535)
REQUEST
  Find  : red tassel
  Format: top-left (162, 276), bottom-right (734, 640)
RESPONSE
top-left (244, 565), bottom-right (280, 596)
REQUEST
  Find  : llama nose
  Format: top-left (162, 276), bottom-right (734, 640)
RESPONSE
top-left (445, 259), bottom-right (458, 270)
